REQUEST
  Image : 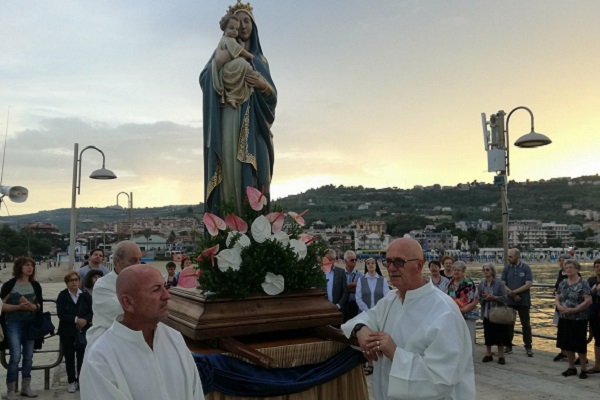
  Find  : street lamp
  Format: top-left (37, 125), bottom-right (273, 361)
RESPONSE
top-left (116, 192), bottom-right (134, 239)
top-left (69, 143), bottom-right (117, 270)
top-left (481, 106), bottom-right (552, 266)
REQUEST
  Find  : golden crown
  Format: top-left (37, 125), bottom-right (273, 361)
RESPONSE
top-left (227, 0), bottom-right (253, 17)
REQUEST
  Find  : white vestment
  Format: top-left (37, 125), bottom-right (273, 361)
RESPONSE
top-left (86, 271), bottom-right (121, 348)
top-left (342, 280), bottom-right (476, 400)
top-left (80, 319), bottom-right (204, 400)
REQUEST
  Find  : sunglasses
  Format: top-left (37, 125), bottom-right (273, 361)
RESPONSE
top-left (482, 268), bottom-right (492, 272)
top-left (349, 259), bottom-right (357, 262)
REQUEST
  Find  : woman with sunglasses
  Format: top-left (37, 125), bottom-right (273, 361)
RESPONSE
top-left (56, 271), bottom-right (93, 393)
top-left (478, 263), bottom-right (509, 365)
top-left (428, 260), bottom-right (449, 292)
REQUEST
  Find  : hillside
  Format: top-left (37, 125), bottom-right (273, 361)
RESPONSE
top-left (1, 175), bottom-right (599, 234)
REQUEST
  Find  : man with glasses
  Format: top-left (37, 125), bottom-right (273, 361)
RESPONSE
top-left (501, 247), bottom-right (534, 357)
top-left (342, 250), bottom-right (362, 322)
top-left (341, 238), bottom-right (475, 400)
top-left (86, 240), bottom-right (143, 348)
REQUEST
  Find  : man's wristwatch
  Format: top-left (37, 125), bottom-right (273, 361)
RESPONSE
top-left (352, 323), bottom-right (366, 338)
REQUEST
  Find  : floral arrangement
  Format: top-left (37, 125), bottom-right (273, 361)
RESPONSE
top-left (195, 187), bottom-right (327, 299)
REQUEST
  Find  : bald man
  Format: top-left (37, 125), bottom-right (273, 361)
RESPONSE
top-left (341, 238), bottom-right (475, 400)
top-left (85, 240), bottom-right (142, 348)
top-left (80, 265), bottom-right (204, 400)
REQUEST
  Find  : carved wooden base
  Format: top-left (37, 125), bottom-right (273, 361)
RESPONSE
top-left (164, 287), bottom-right (343, 341)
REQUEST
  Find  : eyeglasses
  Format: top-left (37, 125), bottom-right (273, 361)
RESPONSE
top-left (67, 278), bottom-right (79, 283)
top-left (383, 258), bottom-right (419, 268)
top-left (482, 268), bottom-right (492, 272)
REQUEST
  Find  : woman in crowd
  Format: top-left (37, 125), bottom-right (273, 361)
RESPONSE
top-left (478, 263), bottom-right (509, 365)
top-left (588, 259), bottom-right (600, 373)
top-left (0, 257), bottom-right (43, 398)
top-left (56, 271), bottom-right (93, 393)
top-left (83, 269), bottom-right (104, 296)
top-left (178, 258), bottom-right (200, 288)
top-left (356, 258), bottom-right (389, 313)
top-left (428, 260), bottom-right (449, 291)
top-left (440, 255), bottom-right (454, 279)
top-left (362, 258), bottom-right (383, 277)
top-left (355, 257), bottom-right (389, 375)
top-left (553, 254), bottom-right (570, 361)
top-left (447, 261), bottom-right (479, 353)
top-left (555, 259), bottom-right (591, 378)
top-left (163, 261), bottom-right (178, 288)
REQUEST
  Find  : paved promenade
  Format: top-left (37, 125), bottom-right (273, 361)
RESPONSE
top-left (3, 263), bottom-right (600, 399)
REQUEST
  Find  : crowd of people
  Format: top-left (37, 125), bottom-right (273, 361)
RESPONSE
top-left (3, 233), bottom-right (600, 399)
top-left (336, 239), bottom-right (600, 399)
top-left (0, 240), bottom-right (205, 399)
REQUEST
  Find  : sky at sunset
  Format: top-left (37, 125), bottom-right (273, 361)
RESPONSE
top-left (1, 1), bottom-right (599, 216)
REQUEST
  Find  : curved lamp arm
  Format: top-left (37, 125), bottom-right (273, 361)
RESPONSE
top-left (77, 146), bottom-right (109, 195)
top-left (504, 106), bottom-right (535, 176)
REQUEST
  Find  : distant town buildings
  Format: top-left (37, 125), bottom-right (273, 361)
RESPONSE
top-left (508, 220), bottom-right (573, 248)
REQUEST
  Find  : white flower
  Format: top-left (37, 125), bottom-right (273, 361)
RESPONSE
top-left (289, 239), bottom-right (307, 260)
top-left (215, 248), bottom-right (242, 272)
top-left (272, 231), bottom-right (289, 246)
top-left (251, 215), bottom-right (271, 243)
top-left (226, 231), bottom-right (251, 250)
top-left (262, 272), bottom-right (284, 295)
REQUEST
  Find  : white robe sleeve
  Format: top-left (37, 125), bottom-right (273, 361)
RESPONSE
top-left (387, 310), bottom-right (471, 399)
top-left (86, 277), bottom-right (121, 347)
top-left (80, 355), bottom-right (133, 400)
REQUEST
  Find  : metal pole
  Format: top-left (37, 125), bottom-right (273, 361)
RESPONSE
top-left (495, 111), bottom-right (510, 267)
top-left (129, 192), bottom-right (134, 240)
top-left (69, 143), bottom-right (79, 270)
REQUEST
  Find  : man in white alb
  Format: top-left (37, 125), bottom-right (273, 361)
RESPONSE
top-left (80, 264), bottom-right (204, 399)
top-left (342, 238), bottom-right (475, 400)
top-left (85, 240), bottom-right (142, 348)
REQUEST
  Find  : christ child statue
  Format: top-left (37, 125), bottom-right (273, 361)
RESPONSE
top-left (212, 13), bottom-right (255, 108)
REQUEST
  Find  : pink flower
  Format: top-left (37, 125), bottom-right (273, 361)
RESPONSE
top-left (247, 186), bottom-right (267, 211)
top-left (266, 212), bottom-right (285, 233)
top-left (225, 214), bottom-right (248, 233)
top-left (300, 233), bottom-right (317, 245)
top-left (288, 210), bottom-right (309, 227)
top-left (203, 213), bottom-right (226, 237)
top-left (198, 244), bottom-right (219, 267)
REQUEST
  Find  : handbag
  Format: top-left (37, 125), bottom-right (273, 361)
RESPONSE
top-left (75, 329), bottom-right (87, 349)
top-left (32, 311), bottom-right (55, 339)
top-left (74, 297), bottom-right (88, 350)
top-left (489, 304), bottom-right (517, 325)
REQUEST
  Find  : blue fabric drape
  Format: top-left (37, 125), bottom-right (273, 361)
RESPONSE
top-left (194, 347), bottom-right (364, 397)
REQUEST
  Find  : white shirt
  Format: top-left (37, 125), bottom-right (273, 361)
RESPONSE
top-left (342, 280), bottom-right (476, 400)
top-left (86, 271), bottom-right (120, 348)
top-left (80, 319), bottom-right (204, 400)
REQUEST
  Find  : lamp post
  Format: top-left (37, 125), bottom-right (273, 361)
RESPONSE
top-left (116, 191), bottom-right (134, 239)
top-left (69, 143), bottom-right (117, 270)
top-left (481, 107), bottom-right (552, 266)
